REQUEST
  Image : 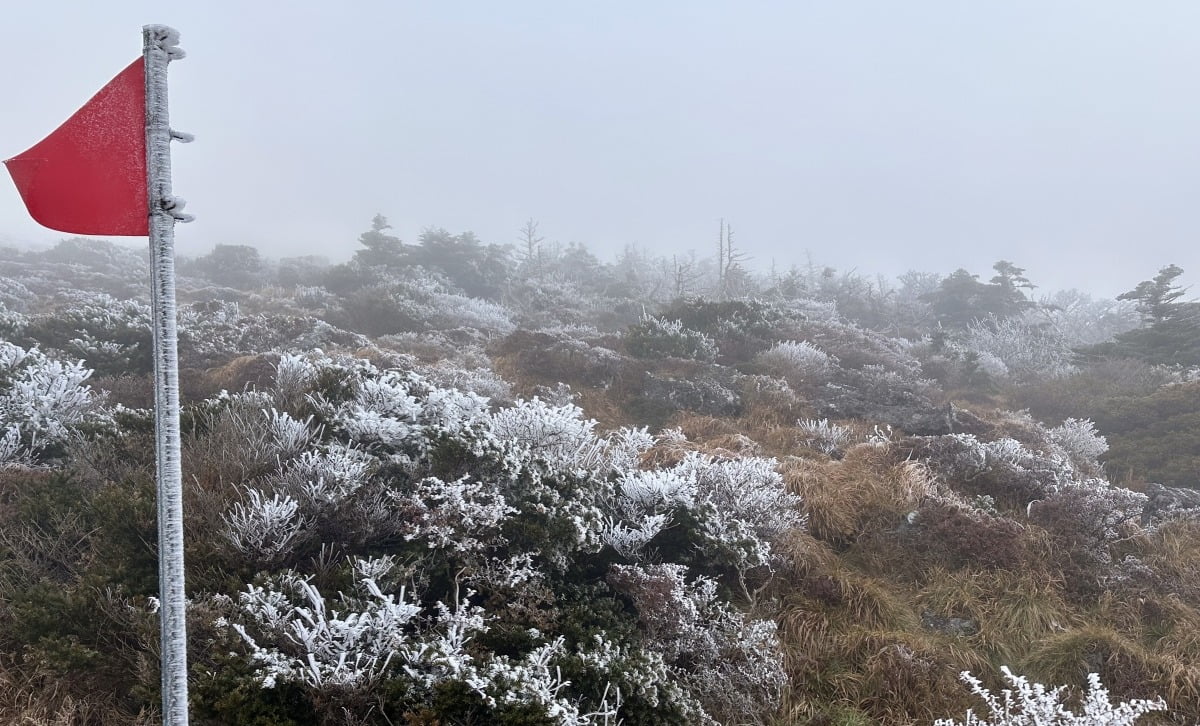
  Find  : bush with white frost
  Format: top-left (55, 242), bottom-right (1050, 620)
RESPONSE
top-left (626, 314), bottom-right (719, 361)
top-left (222, 489), bottom-right (310, 563)
top-left (208, 351), bottom-right (795, 723)
top-left (1046, 418), bottom-right (1108, 474)
top-left (797, 417), bottom-right (855, 457)
top-left (934, 666), bottom-right (1166, 725)
top-left (0, 341), bottom-right (94, 459)
top-left (755, 339), bottom-right (833, 380)
top-left (957, 315), bottom-right (1075, 381)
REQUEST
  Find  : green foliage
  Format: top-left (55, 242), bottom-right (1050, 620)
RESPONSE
top-left (625, 315), bottom-right (718, 362)
top-left (1080, 265), bottom-right (1200, 367)
top-left (0, 470), bottom-right (160, 719)
top-left (923, 262), bottom-right (1035, 330)
top-left (1089, 382), bottom-right (1200, 488)
top-left (184, 244), bottom-right (267, 290)
top-left (191, 649), bottom-right (311, 726)
top-left (659, 298), bottom-right (784, 362)
top-left (353, 214), bottom-right (405, 269)
top-left (1118, 264), bottom-right (1187, 325)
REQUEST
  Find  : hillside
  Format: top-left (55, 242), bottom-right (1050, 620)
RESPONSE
top-left (0, 228), bottom-right (1196, 724)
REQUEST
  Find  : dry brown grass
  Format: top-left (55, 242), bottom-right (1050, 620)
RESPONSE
top-left (918, 566), bottom-right (1078, 664)
top-left (1022, 625), bottom-right (1200, 719)
top-left (1138, 520), bottom-right (1200, 598)
top-left (0, 667), bottom-right (157, 726)
top-left (1096, 587), bottom-right (1200, 665)
top-left (781, 445), bottom-right (935, 549)
top-left (833, 629), bottom-right (984, 724)
top-left (195, 353), bottom-right (281, 399)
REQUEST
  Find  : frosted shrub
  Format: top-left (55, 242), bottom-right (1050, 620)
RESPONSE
top-left (600, 513), bottom-right (672, 560)
top-left (0, 277), bottom-right (32, 313)
top-left (0, 341), bottom-right (94, 455)
top-left (292, 285), bottom-right (335, 309)
top-left (428, 291), bottom-right (516, 335)
top-left (1047, 418), bottom-right (1109, 474)
top-left (0, 302), bottom-right (27, 338)
top-left (626, 314), bottom-right (719, 362)
top-left (755, 340), bottom-right (833, 379)
top-left (972, 350), bottom-right (1010, 379)
top-left (222, 489), bottom-right (310, 563)
top-left (608, 563), bottom-right (788, 724)
top-left (274, 352), bottom-right (318, 406)
top-left (491, 397), bottom-right (653, 475)
top-left (22, 293), bottom-right (153, 375)
top-left (674, 452), bottom-right (806, 570)
top-left (491, 397), bottom-right (593, 456)
top-left (226, 574), bottom-right (628, 724)
top-left (210, 351), bottom-right (799, 722)
top-left (959, 316), bottom-right (1075, 381)
top-left (0, 425), bottom-right (25, 466)
top-left (274, 444), bottom-right (373, 507)
top-left (228, 574), bottom-right (427, 690)
top-left (303, 355), bottom-right (494, 458)
top-left (934, 666), bottom-right (1166, 725)
top-left (1039, 290), bottom-right (1140, 347)
top-left (1029, 481), bottom-right (1147, 567)
top-left (391, 474), bottom-right (515, 553)
top-left (797, 417), bottom-right (855, 456)
top-left (476, 636), bottom-right (624, 724)
top-left (421, 359), bottom-right (513, 402)
top-left (264, 408), bottom-right (320, 457)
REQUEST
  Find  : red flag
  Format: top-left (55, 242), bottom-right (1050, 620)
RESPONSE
top-left (4, 58), bottom-right (147, 236)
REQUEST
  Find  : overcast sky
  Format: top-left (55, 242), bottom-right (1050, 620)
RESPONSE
top-left (2, 1), bottom-right (1199, 297)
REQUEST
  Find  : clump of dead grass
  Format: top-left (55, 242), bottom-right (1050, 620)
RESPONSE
top-left (782, 444), bottom-right (935, 548)
top-left (1022, 625), bottom-right (1200, 719)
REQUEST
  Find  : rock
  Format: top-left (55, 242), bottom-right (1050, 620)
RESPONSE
top-left (920, 611), bottom-right (978, 637)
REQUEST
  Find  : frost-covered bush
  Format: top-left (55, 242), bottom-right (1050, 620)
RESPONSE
top-left (626, 314), bottom-right (719, 362)
top-left (180, 305), bottom-right (369, 367)
top-left (334, 270), bottom-right (515, 338)
top-left (755, 340), bottom-right (834, 383)
top-left (0, 301), bottom-right (27, 339)
top-left (419, 358), bottom-right (513, 403)
top-left (0, 276), bottom-right (33, 313)
top-left (601, 451), bottom-right (805, 573)
top-left (608, 563), bottom-right (788, 724)
top-left (427, 290), bottom-right (515, 335)
top-left (656, 298), bottom-right (786, 362)
top-left (934, 666), bottom-right (1166, 725)
top-left (21, 292), bottom-right (152, 376)
top-left (1046, 418), bottom-right (1108, 475)
top-left (0, 341), bottom-right (95, 459)
top-left (222, 489), bottom-right (310, 563)
top-left (956, 315), bottom-right (1075, 381)
top-left (225, 570), bottom-right (630, 723)
top-left (1039, 290), bottom-right (1140, 348)
top-left (203, 351), bottom-right (795, 723)
top-left (1028, 480), bottom-right (1147, 596)
top-left (675, 453), bottom-right (805, 571)
top-left (920, 433), bottom-right (1076, 508)
top-left (797, 418), bottom-right (855, 457)
top-left (491, 397), bottom-right (654, 475)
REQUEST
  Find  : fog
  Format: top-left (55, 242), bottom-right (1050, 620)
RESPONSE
top-left (4, 1), bottom-right (1200, 297)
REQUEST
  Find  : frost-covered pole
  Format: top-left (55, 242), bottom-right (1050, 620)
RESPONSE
top-left (144, 24), bottom-right (193, 726)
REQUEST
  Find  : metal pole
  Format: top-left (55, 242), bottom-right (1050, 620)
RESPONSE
top-left (144, 24), bottom-right (190, 726)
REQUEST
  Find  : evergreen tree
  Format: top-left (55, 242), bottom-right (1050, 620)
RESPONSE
top-left (353, 214), bottom-right (405, 268)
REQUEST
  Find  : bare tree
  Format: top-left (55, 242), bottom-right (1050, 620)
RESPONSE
top-left (670, 251), bottom-right (704, 299)
top-left (517, 218), bottom-right (545, 274)
top-left (716, 218), bottom-right (750, 299)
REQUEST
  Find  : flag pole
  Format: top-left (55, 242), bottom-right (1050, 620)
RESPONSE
top-left (143, 24), bottom-right (193, 726)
